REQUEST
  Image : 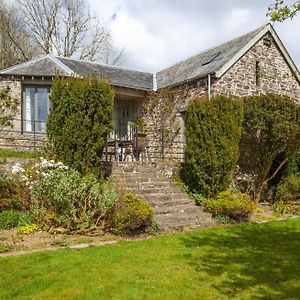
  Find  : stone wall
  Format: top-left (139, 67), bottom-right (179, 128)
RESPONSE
top-left (0, 79), bottom-right (47, 150)
top-left (139, 33), bottom-right (300, 162)
top-left (212, 33), bottom-right (300, 102)
top-left (137, 78), bottom-right (209, 161)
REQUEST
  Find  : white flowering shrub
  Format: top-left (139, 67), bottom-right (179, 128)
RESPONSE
top-left (30, 169), bottom-right (117, 231)
top-left (11, 157), bottom-right (69, 188)
top-left (10, 158), bottom-right (118, 232)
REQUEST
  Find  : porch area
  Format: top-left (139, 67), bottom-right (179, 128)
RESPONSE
top-left (104, 127), bottom-right (150, 162)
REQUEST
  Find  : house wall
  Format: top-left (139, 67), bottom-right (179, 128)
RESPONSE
top-left (137, 79), bottom-right (208, 161)
top-left (139, 33), bottom-right (300, 162)
top-left (0, 77), bottom-right (147, 151)
top-left (212, 33), bottom-right (300, 101)
top-left (0, 78), bottom-right (49, 150)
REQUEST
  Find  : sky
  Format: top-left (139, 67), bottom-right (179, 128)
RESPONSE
top-left (87, 0), bottom-right (300, 73)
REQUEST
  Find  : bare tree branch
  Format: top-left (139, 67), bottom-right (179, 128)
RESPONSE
top-left (0, 1), bottom-right (38, 68)
top-left (17, 0), bottom-right (126, 65)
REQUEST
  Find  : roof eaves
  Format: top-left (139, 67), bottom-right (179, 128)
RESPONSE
top-left (215, 24), bottom-right (270, 78)
top-left (157, 71), bottom-right (216, 90)
top-left (113, 83), bottom-right (152, 91)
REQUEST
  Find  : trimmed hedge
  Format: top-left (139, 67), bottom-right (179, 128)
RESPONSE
top-left (183, 96), bottom-right (243, 197)
top-left (47, 77), bottom-right (114, 174)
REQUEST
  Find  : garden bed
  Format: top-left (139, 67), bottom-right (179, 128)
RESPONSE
top-left (0, 228), bottom-right (136, 256)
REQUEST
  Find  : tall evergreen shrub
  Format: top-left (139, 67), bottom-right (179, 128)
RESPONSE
top-left (239, 94), bottom-right (300, 202)
top-left (183, 96), bottom-right (243, 197)
top-left (47, 77), bottom-right (114, 174)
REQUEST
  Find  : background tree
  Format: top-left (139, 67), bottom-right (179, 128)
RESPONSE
top-left (183, 96), bottom-right (243, 197)
top-left (0, 0), bottom-right (125, 67)
top-left (239, 94), bottom-right (300, 202)
top-left (47, 77), bottom-right (114, 174)
top-left (268, 0), bottom-right (300, 21)
top-left (18, 0), bottom-right (125, 64)
top-left (0, 1), bottom-right (38, 69)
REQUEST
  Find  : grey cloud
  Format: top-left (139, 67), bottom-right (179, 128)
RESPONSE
top-left (89, 0), bottom-right (300, 72)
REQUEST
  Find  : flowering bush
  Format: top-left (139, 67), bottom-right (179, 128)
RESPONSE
top-left (231, 166), bottom-right (258, 197)
top-left (11, 157), bottom-right (69, 188)
top-left (18, 224), bottom-right (39, 235)
top-left (30, 169), bottom-right (117, 231)
top-left (10, 158), bottom-right (118, 232)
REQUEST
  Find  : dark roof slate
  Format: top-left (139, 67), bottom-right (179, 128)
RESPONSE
top-left (0, 55), bottom-right (153, 91)
top-left (156, 25), bottom-right (266, 88)
top-left (0, 56), bottom-right (70, 77)
top-left (56, 57), bottom-right (153, 90)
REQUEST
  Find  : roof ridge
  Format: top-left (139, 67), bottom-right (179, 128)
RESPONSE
top-left (48, 55), bottom-right (76, 76)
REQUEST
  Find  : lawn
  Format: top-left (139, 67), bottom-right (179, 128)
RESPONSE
top-left (0, 218), bottom-right (299, 300)
top-left (0, 147), bottom-right (37, 159)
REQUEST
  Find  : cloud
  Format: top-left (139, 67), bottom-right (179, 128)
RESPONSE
top-left (88, 0), bottom-right (300, 72)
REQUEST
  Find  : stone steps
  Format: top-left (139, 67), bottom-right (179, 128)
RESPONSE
top-left (104, 161), bottom-right (216, 232)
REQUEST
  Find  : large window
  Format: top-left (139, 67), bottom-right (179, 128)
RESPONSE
top-left (112, 99), bottom-right (136, 140)
top-left (23, 86), bottom-right (51, 133)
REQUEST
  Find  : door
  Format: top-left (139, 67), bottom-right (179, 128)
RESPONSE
top-left (113, 99), bottom-right (135, 140)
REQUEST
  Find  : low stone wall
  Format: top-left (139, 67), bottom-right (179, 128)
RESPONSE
top-left (0, 131), bottom-right (47, 150)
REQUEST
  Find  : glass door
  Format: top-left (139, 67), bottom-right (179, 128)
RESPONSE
top-left (112, 99), bottom-right (135, 140)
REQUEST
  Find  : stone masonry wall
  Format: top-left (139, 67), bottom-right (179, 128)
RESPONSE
top-left (139, 33), bottom-right (300, 162)
top-left (212, 33), bottom-right (300, 102)
top-left (0, 79), bottom-right (46, 150)
top-left (137, 79), bottom-right (208, 161)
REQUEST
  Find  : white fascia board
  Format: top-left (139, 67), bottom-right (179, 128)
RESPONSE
top-left (269, 26), bottom-right (300, 83)
top-left (47, 54), bottom-right (76, 76)
top-left (215, 25), bottom-right (270, 78)
top-left (215, 24), bottom-right (300, 83)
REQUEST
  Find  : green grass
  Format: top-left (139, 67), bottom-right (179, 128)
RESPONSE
top-left (0, 147), bottom-right (37, 159)
top-left (0, 218), bottom-right (299, 299)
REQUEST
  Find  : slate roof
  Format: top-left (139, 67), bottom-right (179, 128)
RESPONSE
top-left (56, 57), bottom-right (153, 90)
top-left (0, 23), bottom-right (299, 90)
top-left (156, 25), bottom-right (266, 88)
top-left (0, 55), bottom-right (72, 77)
top-left (0, 55), bottom-right (153, 91)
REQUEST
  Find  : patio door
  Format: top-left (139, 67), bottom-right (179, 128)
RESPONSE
top-left (113, 99), bottom-right (135, 140)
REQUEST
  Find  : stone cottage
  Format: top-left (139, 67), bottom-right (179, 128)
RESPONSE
top-left (0, 23), bottom-right (299, 160)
